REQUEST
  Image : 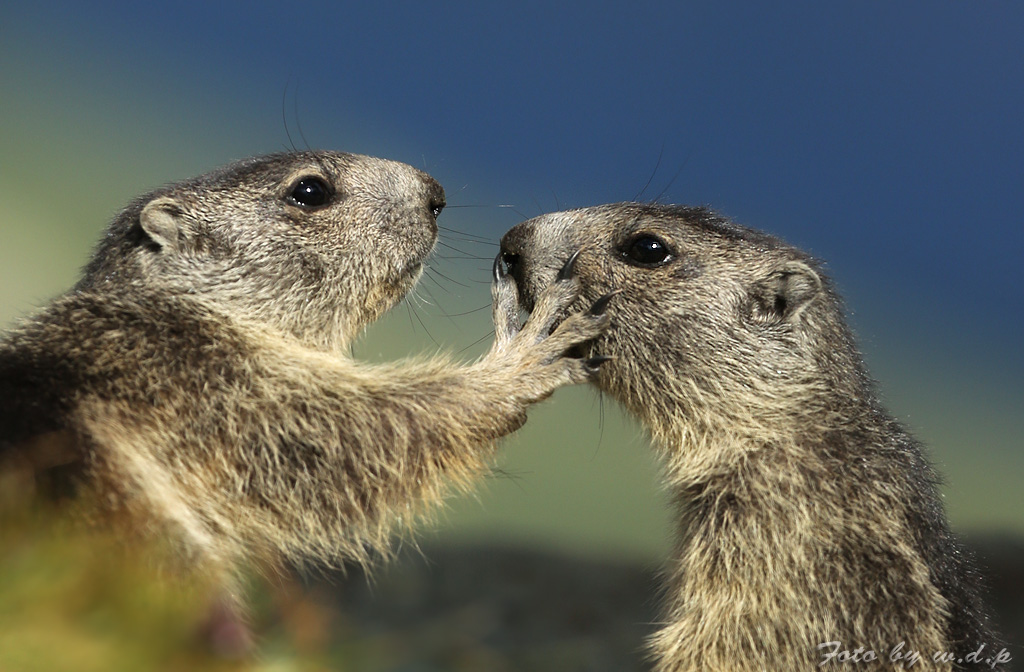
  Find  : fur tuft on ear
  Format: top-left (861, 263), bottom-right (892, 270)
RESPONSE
top-left (750, 260), bottom-right (822, 323)
top-left (139, 197), bottom-right (189, 252)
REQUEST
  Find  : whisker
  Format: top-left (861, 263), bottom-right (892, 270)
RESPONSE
top-left (406, 284), bottom-right (434, 309)
top-left (404, 300), bottom-right (418, 333)
top-left (436, 242), bottom-right (496, 253)
top-left (436, 240), bottom-right (488, 259)
top-left (498, 206), bottom-right (531, 220)
top-left (457, 329), bottom-right (494, 355)
top-left (592, 388), bottom-right (607, 461)
top-left (435, 254), bottom-right (491, 262)
top-left (633, 142), bottom-right (666, 202)
top-left (408, 300), bottom-right (439, 347)
top-left (445, 303), bottom-right (490, 317)
top-left (488, 468), bottom-right (529, 492)
top-left (281, 79), bottom-right (297, 152)
top-left (426, 265), bottom-right (470, 289)
top-left (422, 270), bottom-right (449, 293)
top-left (295, 88), bottom-right (312, 151)
top-left (651, 146), bottom-right (694, 204)
top-left (417, 283), bottom-right (460, 328)
top-left (438, 225), bottom-right (499, 245)
top-left (438, 222), bottom-right (493, 234)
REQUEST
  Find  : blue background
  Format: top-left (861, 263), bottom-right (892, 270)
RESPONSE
top-left (2, 1), bottom-right (1021, 559)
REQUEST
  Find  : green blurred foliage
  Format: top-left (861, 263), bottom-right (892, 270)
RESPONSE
top-left (0, 503), bottom-right (267, 672)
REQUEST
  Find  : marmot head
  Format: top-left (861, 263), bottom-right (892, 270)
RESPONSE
top-left (499, 203), bottom-right (866, 443)
top-left (80, 151), bottom-right (445, 352)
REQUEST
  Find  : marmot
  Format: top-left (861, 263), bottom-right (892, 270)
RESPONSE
top-left (499, 203), bottom-right (1004, 671)
top-left (0, 151), bottom-right (612, 611)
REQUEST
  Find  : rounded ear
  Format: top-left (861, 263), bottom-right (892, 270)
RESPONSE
top-left (750, 260), bottom-right (822, 323)
top-left (139, 197), bottom-right (189, 252)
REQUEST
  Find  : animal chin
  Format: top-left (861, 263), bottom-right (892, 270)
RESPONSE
top-left (397, 261), bottom-right (424, 285)
top-left (382, 263), bottom-right (422, 301)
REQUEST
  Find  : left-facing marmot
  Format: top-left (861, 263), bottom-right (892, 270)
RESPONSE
top-left (499, 202), bottom-right (1003, 671)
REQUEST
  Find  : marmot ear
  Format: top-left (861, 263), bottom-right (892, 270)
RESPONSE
top-left (139, 197), bottom-right (190, 252)
top-left (750, 260), bottom-right (822, 323)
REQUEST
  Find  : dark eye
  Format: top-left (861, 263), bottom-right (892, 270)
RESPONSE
top-left (623, 235), bottom-right (672, 266)
top-left (288, 177), bottom-right (332, 208)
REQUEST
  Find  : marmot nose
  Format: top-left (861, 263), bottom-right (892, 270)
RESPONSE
top-left (423, 178), bottom-right (446, 223)
top-left (499, 222), bottom-right (533, 288)
top-left (500, 250), bottom-right (522, 286)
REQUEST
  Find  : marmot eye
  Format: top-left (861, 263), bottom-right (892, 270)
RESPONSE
top-left (288, 177), bottom-right (332, 208)
top-left (623, 235), bottom-right (672, 266)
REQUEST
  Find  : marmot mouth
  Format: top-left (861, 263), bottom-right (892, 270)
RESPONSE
top-left (565, 343), bottom-right (588, 359)
top-left (513, 278), bottom-right (602, 362)
top-left (388, 261), bottom-right (425, 296)
top-left (502, 258), bottom-right (596, 355)
top-left (514, 281), bottom-right (537, 315)
top-left (399, 260), bottom-right (425, 281)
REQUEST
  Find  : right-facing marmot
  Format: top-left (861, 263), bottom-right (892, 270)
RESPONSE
top-left (499, 203), bottom-right (1006, 671)
top-left (0, 151), bottom-right (611, 611)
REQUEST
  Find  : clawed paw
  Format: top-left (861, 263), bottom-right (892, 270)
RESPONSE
top-left (491, 254), bottom-right (522, 349)
top-left (583, 354), bottom-right (614, 374)
top-left (487, 250), bottom-right (615, 395)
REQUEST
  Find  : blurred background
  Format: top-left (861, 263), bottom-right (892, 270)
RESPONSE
top-left (2, 1), bottom-right (1021, 669)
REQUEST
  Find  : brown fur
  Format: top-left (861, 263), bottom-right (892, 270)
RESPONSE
top-left (500, 203), bottom-right (1002, 671)
top-left (0, 151), bottom-right (609, 607)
